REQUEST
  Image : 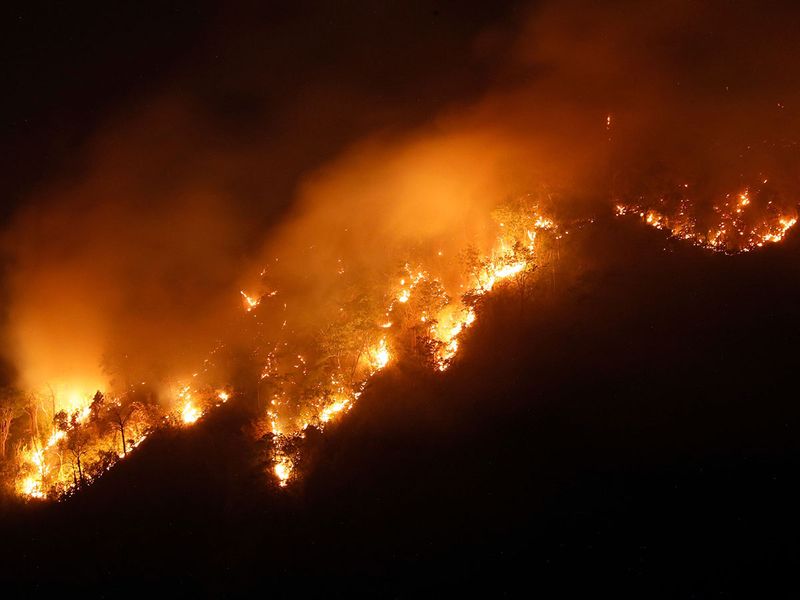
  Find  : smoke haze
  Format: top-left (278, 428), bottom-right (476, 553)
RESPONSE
top-left (3, 0), bottom-right (800, 404)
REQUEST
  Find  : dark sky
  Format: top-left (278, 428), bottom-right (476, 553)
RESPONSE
top-left (0, 1), bottom-right (519, 219)
top-left (4, 0), bottom-right (800, 217)
top-left (1, 2), bottom-right (209, 215)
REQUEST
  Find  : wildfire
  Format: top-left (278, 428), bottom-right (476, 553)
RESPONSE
top-left (11, 194), bottom-right (563, 496)
top-left (476, 261), bottom-right (526, 293)
top-left (240, 290), bottom-right (261, 312)
top-left (615, 183), bottom-right (798, 253)
top-left (9, 189), bottom-right (592, 498)
top-left (14, 386), bottom-right (98, 499)
top-left (369, 338), bottom-right (391, 371)
top-left (257, 197), bottom-right (558, 486)
top-left (320, 397), bottom-right (351, 423)
top-left (20, 475), bottom-right (43, 499)
top-left (13, 374), bottom-right (230, 499)
top-left (25, 180), bottom-right (782, 497)
top-left (255, 181), bottom-right (789, 490)
top-left (273, 456), bottom-right (293, 487)
top-left (430, 307), bottom-right (477, 371)
top-left (181, 401), bottom-right (201, 424)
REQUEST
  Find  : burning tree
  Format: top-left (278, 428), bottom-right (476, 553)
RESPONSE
top-left (0, 386), bottom-right (24, 460)
top-left (62, 421), bottom-right (93, 490)
top-left (4, 190), bottom-right (562, 497)
top-left (100, 392), bottom-right (141, 456)
top-left (318, 289), bottom-right (385, 386)
top-left (245, 193), bottom-right (563, 485)
top-left (614, 180), bottom-right (798, 253)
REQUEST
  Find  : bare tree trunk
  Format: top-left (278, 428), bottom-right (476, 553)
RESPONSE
top-left (0, 413), bottom-right (11, 458)
top-left (28, 398), bottom-right (40, 447)
top-left (120, 426), bottom-right (127, 456)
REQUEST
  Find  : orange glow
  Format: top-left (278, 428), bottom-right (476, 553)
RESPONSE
top-left (273, 457), bottom-right (293, 487)
top-left (616, 185), bottom-right (798, 253)
top-left (14, 375), bottom-right (230, 499)
top-left (181, 402), bottom-right (201, 424)
top-left (260, 199), bottom-right (558, 486)
top-left (320, 397), bottom-right (351, 423)
top-left (240, 290), bottom-right (261, 312)
top-left (369, 338), bottom-right (391, 371)
top-left (14, 384), bottom-right (100, 499)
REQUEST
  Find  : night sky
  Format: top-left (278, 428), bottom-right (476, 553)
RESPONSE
top-left (2, 1), bottom-right (800, 595)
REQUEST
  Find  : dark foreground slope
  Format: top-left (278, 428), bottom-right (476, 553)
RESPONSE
top-left (3, 217), bottom-right (800, 596)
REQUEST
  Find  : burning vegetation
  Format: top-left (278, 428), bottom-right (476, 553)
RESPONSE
top-left (2, 0), bottom-right (800, 503)
top-left (0, 191), bottom-right (795, 499)
top-left (4, 382), bottom-right (231, 499)
top-left (0, 189), bottom-right (561, 498)
top-left (614, 181), bottom-right (798, 253)
top-left (248, 194), bottom-right (559, 486)
top-left (1, 178), bottom-right (797, 498)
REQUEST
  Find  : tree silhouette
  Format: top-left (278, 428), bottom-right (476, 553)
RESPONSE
top-left (62, 417), bottom-right (93, 489)
top-left (0, 386), bottom-right (24, 459)
top-left (103, 394), bottom-right (141, 456)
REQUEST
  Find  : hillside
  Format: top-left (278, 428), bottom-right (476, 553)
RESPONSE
top-left (3, 218), bottom-right (800, 594)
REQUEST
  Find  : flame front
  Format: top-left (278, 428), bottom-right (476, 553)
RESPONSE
top-left (10, 194), bottom-right (556, 497)
top-left (9, 182), bottom-right (797, 500)
top-left (12, 377), bottom-right (228, 499)
top-left (181, 402), bottom-right (201, 425)
top-left (615, 182), bottom-right (798, 253)
top-left (249, 195), bottom-right (558, 485)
